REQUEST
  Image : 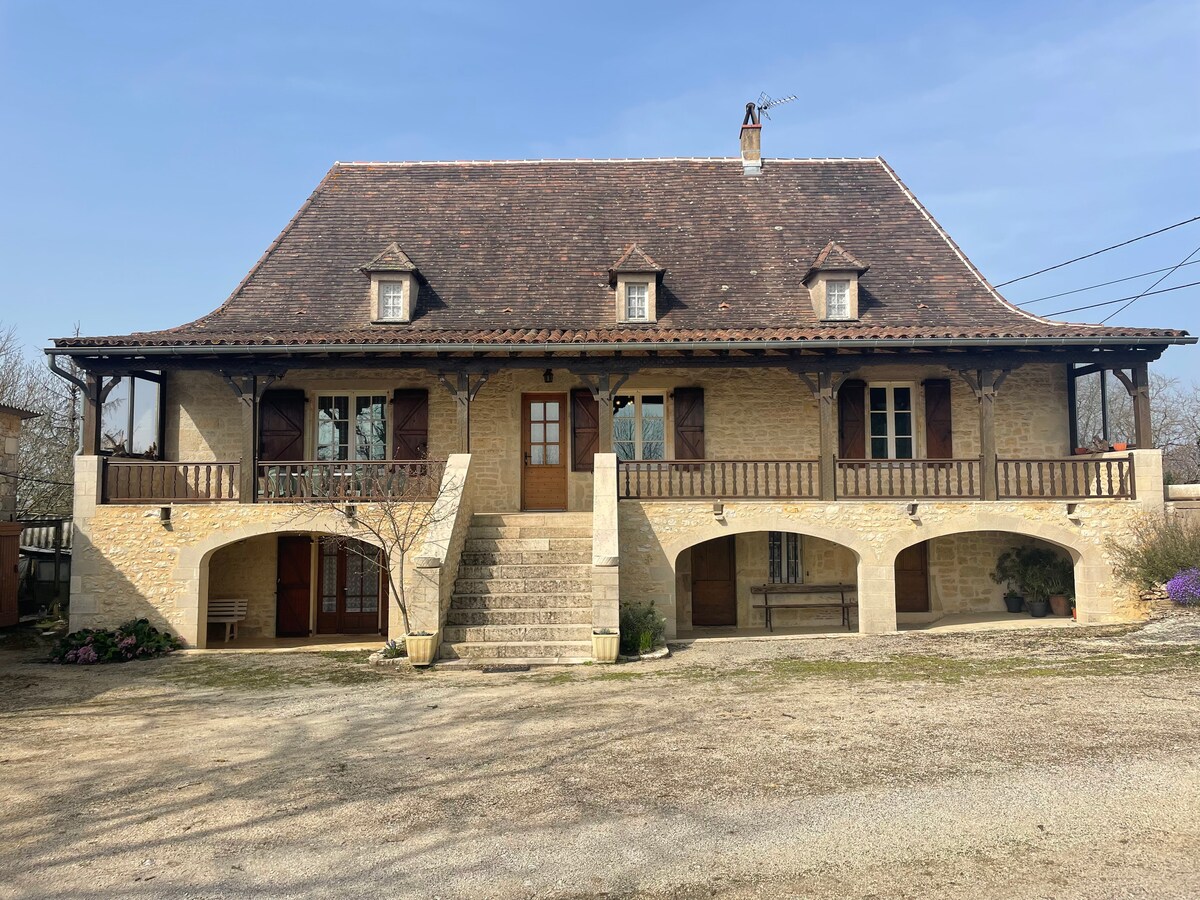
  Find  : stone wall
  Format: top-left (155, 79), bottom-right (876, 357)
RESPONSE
top-left (926, 532), bottom-right (1072, 615)
top-left (70, 456), bottom-right (439, 647)
top-left (207, 535), bottom-right (278, 638)
top-left (159, 362), bottom-right (1072, 515)
top-left (619, 453), bottom-right (1162, 638)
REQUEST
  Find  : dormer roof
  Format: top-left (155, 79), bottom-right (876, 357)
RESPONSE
top-left (361, 242), bottom-right (418, 273)
top-left (805, 241), bottom-right (869, 282)
top-left (609, 243), bottom-right (663, 278)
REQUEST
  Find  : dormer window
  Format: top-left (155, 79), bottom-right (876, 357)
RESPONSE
top-left (826, 280), bottom-right (851, 320)
top-left (609, 243), bottom-right (664, 325)
top-left (625, 283), bottom-right (649, 321)
top-left (804, 241), bottom-right (869, 322)
top-left (361, 242), bottom-right (419, 324)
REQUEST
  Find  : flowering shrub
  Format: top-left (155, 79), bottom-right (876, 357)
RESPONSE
top-left (1165, 569), bottom-right (1200, 607)
top-left (50, 619), bottom-right (181, 665)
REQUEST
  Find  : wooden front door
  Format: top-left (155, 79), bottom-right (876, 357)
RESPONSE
top-left (895, 542), bottom-right (930, 613)
top-left (276, 535), bottom-right (312, 637)
top-left (691, 536), bottom-right (737, 626)
top-left (316, 538), bottom-right (385, 635)
top-left (522, 393), bottom-right (568, 511)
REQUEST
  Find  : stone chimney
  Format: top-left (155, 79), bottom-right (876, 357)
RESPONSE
top-left (740, 102), bottom-right (762, 176)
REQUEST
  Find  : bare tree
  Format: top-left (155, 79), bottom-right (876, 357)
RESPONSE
top-left (280, 462), bottom-right (456, 635)
top-left (0, 324), bottom-right (81, 518)
top-left (1074, 370), bottom-right (1200, 483)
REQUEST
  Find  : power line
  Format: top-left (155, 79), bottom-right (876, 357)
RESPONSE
top-left (995, 214), bottom-right (1200, 287)
top-left (1045, 278), bottom-right (1200, 317)
top-left (1099, 243), bottom-right (1200, 324)
top-left (1016, 258), bottom-right (1200, 306)
top-left (0, 470), bottom-right (73, 487)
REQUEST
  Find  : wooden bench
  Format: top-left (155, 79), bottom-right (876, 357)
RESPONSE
top-left (750, 584), bottom-right (857, 632)
top-left (207, 598), bottom-right (249, 642)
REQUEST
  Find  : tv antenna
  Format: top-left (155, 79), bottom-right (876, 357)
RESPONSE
top-left (744, 92), bottom-right (798, 125)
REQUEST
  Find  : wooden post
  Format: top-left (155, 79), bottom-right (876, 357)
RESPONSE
top-left (81, 374), bottom-right (102, 455)
top-left (956, 368), bottom-right (1010, 502)
top-left (438, 372), bottom-right (491, 454)
top-left (817, 371), bottom-right (836, 501)
top-left (1112, 363), bottom-right (1153, 449)
top-left (238, 375), bottom-right (257, 504)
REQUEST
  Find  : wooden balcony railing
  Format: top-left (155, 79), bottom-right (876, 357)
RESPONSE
top-left (257, 460), bottom-right (445, 502)
top-left (997, 455), bottom-right (1134, 499)
top-left (102, 460), bottom-right (240, 503)
top-left (836, 459), bottom-right (982, 499)
top-left (618, 459), bottom-right (820, 500)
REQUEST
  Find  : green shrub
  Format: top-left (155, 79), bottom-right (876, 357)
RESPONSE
top-left (619, 602), bottom-right (666, 656)
top-left (991, 546), bottom-right (1074, 600)
top-left (1111, 515), bottom-right (1200, 591)
top-left (49, 618), bottom-right (181, 665)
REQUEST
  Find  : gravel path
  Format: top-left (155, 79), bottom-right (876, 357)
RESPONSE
top-left (1, 616), bottom-right (1198, 899)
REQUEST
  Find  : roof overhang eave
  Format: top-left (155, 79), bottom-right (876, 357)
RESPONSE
top-left (45, 334), bottom-right (1196, 358)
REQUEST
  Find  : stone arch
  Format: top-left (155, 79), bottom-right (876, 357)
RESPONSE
top-left (878, 514), bottom-right (1112, 623)
top-left (659, 514), bottom-right (867, 636)
top-left (174, 515), bottom-right (387, 649)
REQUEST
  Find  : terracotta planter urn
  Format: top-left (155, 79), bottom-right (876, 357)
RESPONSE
top-left (405, 632), bottom-right (438, 667)
top-left (592, 630), bottom-right (619, 664)
top-left (1048, 594), bottom-right (1072, 617)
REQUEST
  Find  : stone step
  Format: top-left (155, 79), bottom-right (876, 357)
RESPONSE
top-left (459, 550), bottom-right (592, 566)
top-left (463, 537), bottom-right (592, 554)
top-left (445, 607), bottom-right (593, 627)
top-left (471, 512), bottom-right (592, 527)
top-left (457, 563), bottom-right (592, 580)
top-left (467, 525), bottom-right (593, 539)
top-left (438, 640), bottom-right (593, 661)
top-left (453, 576), bottom-right (592, 595)
top-left (450, 593), bottom-right (593, 610)
top-left (442, 624), bottom-right (594, 643)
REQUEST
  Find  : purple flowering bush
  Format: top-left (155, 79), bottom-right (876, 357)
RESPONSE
top-left (1165, 569), bottom-right (1200, 607)
top-left (50, 618), bottom-right (182, 665)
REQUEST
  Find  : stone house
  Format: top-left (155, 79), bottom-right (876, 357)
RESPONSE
top-left (1, 403), bottom-right (39, 626)
top-left (48, 112), bottom-right (1195, 661)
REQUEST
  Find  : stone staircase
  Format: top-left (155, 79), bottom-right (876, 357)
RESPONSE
top-left (439, 512), bottom-right (595, 664)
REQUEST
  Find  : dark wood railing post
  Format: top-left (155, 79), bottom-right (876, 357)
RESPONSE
top-left (793, 369), bottom-right (840, 501)
top-left (957, 368), bottom-right (1011, 501)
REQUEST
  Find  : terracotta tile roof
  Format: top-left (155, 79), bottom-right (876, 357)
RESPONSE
top-left (54, 158), bottom-right (1190, 351)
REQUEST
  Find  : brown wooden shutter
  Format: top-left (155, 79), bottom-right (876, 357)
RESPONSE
top-left (571, 388), bottom-right (599, 472)
top-left (838, 379), bottom-right (867, 459)
top-left (392, 389), bottom-right (429, 459)
top-left (258, 390), bottom-right (306, 462)
top-left (674, 387), bottom-right (705, 460)
top-left (924, 379), bottom-right (953, 459)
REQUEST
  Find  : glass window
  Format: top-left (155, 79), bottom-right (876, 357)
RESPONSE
top-left (612, 393), bottom-right (665, 460)
top-left (768, 532), bottom-right (801, 584)
top-left (868, 384), bottom-right (916, 460)
top-left (379, 281), bottom-right (405, 319)
top-left (826, 280), bottom-right (851, 319)
top-left (625, 283), bottom-right (649, 320)
top-left (318, 394), bottom-right (387, 461)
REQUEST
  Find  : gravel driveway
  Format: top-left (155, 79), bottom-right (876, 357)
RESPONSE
top-left (2, 617), bottom-right (1199, 899)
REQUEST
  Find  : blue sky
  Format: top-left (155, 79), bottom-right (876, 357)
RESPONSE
top-left (1, 0), bottom-right (1198, 378)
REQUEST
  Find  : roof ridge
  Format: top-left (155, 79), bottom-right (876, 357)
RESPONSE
top-left (332, 157), bottom-right (881, 166)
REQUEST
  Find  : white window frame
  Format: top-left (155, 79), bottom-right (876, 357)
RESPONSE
top-left (612, 390), bottom-right (668, 461)
top-left (867, 382), bottom-right (917, 460)
top-left (825, 279), bottom-right (851, 320)
top-left (314, 392), bottom-right (390, 461)
top-left (378, 280), bottom-right (407, 321)
top-left (625, 282), bottom-right (650, 322)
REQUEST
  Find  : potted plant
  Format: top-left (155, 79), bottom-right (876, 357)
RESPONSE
top-left (404, 631), bottom-right (438, 667)
top-left (592, 628), bottom-right (619, 663)
top-left (991, 550), bottom-right (1026, 613)
top-left (1026, 596), bottom-right (1051, 618)
top-left (1002, 590), bottom-right (1025, 614)
top-left (994, 546), bottom-right (1074, 619)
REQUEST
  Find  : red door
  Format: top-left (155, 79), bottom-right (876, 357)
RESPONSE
top-left (276, 535), bottom-right (312, 637)
top-left (691, 536), bottom-right (737, 626)
top-left (522, 394), bottom-right (568, 511)
top-left (316, 538), bottom-right (385, 634)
